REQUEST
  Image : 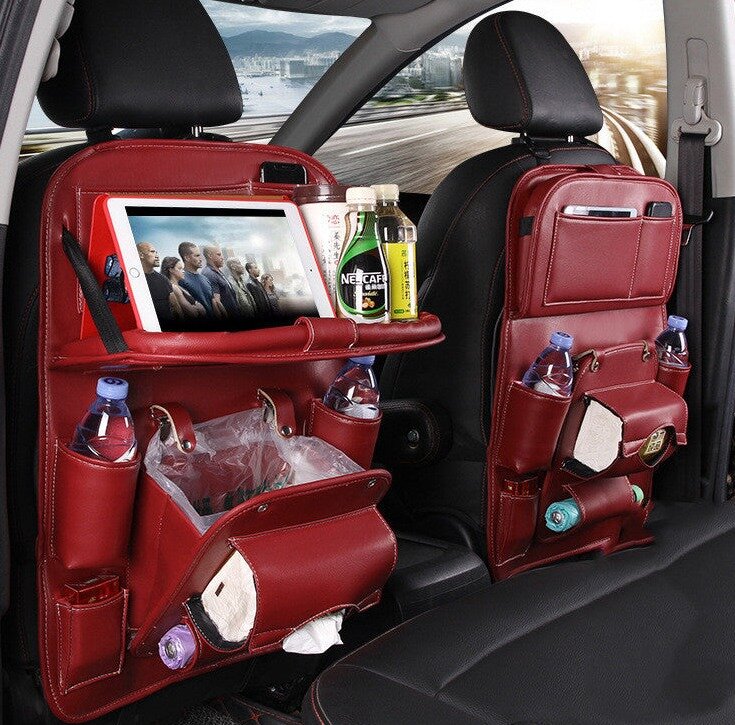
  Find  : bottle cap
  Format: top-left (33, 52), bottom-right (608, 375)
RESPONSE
top-left (158, 624), bottom-right (196, 670)
top-left (631, 484), bottom-right (645, 505)
top-left (96, 377), bottom-right (128, 400)
top-left (345, 187), bottom-right (377, 206)
top-left (292, 184), bottom-right (348, 205)
top-left (667, 315), bottom-right (688, 332)
top-left (550, 331), bottom-right (573, 351)
top-left (349, 355), bottom-right (376, 366)
top-left (372, 184), bottom-right (400, 202)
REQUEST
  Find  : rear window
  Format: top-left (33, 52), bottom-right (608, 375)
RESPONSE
top-left (315, 0), bottom-right (667, 193)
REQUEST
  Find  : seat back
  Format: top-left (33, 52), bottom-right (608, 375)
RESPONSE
top-left (379, 12), bottom-right (617, 553)
top-left (2, 1), bottom-right (331, 720)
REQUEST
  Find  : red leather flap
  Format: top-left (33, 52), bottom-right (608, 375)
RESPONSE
top-left (588, 381), bottom-right (687, 454)
top-left (563, 476), bottom-right (638, 526)
top-left (257, 388), bottom-right (297, 437)
top-left (507, 166), bottom-right (682, 317)
top-left (128, 469), bottom-right (391, 654)
top-left (230, 506), bottom-right (396, 652)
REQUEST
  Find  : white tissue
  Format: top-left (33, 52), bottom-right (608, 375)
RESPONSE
top-left (201, 552), bottom-right (257, 644)
top-left (573, 399), bottom-right (623, 472)
top-left (282, 611), bottom-right (345, 654)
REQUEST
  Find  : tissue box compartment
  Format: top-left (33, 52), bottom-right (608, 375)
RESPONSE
top-left (561, 381), bottom-right (687, 478)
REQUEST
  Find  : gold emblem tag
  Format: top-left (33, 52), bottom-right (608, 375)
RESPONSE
top-left (639, 428), bottom-right (669, 464)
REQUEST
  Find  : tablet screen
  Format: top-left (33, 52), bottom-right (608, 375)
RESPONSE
top-left (125, 206), bottom-right (320, 331)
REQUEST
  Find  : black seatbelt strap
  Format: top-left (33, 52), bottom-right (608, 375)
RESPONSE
top-left (61, 228), bottom-right (128, 354)
top-left (673, 133), bottom-right (708, 499)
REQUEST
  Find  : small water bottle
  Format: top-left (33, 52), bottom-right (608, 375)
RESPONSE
top-left (158, 624), bottom-right (197, 670)
top-left (545, 485), bottom-right (645, 533)
top-left (522, 332), bottom-right (574, 397)
top-left (655, 315), bottom-right (689, 368)
top-left (71, 377), bottom-right (137, 462)
top-left (323, 356), bottom-right (380, 419)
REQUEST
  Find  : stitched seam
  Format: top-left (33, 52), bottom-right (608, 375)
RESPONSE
top-left (493, 15), bottom-right (529, 129)
top-left (627, 219), bottom-right (644, 297)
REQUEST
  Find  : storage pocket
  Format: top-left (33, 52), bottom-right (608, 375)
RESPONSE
top-left (496, 476), bottom-right (540, 563)
top-left (307, 399), bottom-right (382, 469)
top-left (128, 468), bottom-right (395, 655)
top-left (56, 588), bottom-right (128, 693)
top-left (560, 381), bottom-right (687, 479)
top-left (53, 443), bottom-right (140, 569)
top-left (543, 214), bottom-right (677, 308)
top-left (656, 362), bottom-right (691, 397)
top-left (496, 382), bottom-right (571, 474)
top-left (561, 476), bottom-right (639, 531)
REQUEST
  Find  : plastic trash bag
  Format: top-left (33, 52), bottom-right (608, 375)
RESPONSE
top-left (145, 407), bottom-right (362, 533)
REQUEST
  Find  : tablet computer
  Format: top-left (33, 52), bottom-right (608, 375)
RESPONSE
top-left (103, 197), bottom-right (334, 332)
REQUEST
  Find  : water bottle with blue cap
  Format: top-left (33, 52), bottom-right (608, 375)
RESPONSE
top-left (522, 331), bottom-right (575, 397)
top-left (323, 356), bottom-right (380, 419)
top-left (545, 484), bottom-right (646, 533)
top-left (655, 315), bottom-right (689, 368)
top-left (71, 377), bottom-right (137, 462)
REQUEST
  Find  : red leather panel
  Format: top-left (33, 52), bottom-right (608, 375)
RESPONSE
top-left (230, 507), bottom-right (396, 652)
top-left (53, 444), bottom-right (140, 570)
top-left (496, 477), bottom-right (540, 564)
top-left (128, 468), bottom-right (393, 655)
top-left (496, 381), bottom-right (570, 474)
top-left (488, 164), bottom-right (686, 580)
top-left (656, 363), bottom-right (691, 398)
top-left (36, 140), bottom-right (439, 722)
top-left (563, 476), bottom-right (638, 528)
top-left (508, 166), bottom-right (682, 317)
top-left (307, 399), bottom-right (381, 469)
top-left (55, 589), bottom-right (128, 694)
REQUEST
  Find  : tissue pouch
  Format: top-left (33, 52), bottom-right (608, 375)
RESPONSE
top-left (560, 380), bottom-right (687, 479)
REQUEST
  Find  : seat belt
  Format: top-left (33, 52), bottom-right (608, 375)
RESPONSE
top-left (672, 133), bottom-right (708, 499)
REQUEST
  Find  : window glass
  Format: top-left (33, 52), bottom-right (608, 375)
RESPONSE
top-left (315, 0), bottom-right (666, 193)
top-left (24, 3), bottom-right (369, 142)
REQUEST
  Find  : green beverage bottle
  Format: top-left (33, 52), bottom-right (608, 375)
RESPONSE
top-left (337, 187), bottom-right (390, 324)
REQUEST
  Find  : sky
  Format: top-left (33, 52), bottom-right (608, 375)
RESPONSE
top-left (201, 0), bottom-right (663, 39)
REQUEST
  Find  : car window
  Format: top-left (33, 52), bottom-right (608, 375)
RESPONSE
top-left (22, 3), bottom-right (369, 154)
top-left (315, 0), bottom-right (666, 194)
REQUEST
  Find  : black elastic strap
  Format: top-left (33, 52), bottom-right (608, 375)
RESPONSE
top-left (671, 133), bottom-right (707, 499)
top-left (61, 228), bottom-right (128, 354)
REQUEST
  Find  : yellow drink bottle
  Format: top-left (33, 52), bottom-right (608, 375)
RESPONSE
top-left (373, 184), bottom-right (418, 321)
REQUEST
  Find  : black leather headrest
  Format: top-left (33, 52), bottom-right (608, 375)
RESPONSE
top-left (463, 12), bottom-right (603, 137)
top-left (38, 0), bottom-right (242, 129)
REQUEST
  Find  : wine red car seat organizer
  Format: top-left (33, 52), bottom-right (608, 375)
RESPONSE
top-left (487, 163), bottom-right (687, 579)
top-left (37, 139), bottom-right (444, 722)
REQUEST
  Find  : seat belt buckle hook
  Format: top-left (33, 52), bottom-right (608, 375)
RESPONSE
top-left (672, 77), bottom-right (722, 146)
top-left (682, 210), bottom-right (714, 246)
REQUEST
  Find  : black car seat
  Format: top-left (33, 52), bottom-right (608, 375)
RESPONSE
top-left (378, 11), bottom-right (618, 554)
top-left (2, 1), bottom-right (245, 721)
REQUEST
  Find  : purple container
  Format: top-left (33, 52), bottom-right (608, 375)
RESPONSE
top-left (158, 624), bottom-right (197, 670)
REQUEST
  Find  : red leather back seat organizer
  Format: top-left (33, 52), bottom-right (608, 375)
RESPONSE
top-left (38, 140), bottom-right (443, 722)
top-left (488, 164), bottom-right (687, 580)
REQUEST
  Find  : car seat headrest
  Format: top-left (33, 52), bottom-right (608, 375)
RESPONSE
top-left (463, 11), bottom-right (603, 138)
top-left (37, 0), bottom-right (243, 130)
